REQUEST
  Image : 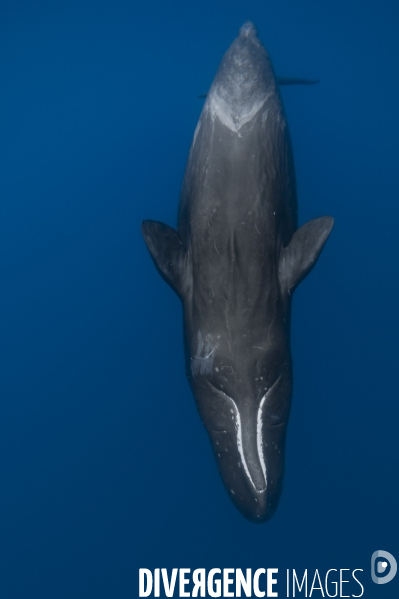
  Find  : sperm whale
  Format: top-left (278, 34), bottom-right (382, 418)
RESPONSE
top-left (142, 21), bottom-right (333, 522)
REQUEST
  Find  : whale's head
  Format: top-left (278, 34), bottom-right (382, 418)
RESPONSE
top-left (187, 324), bottom-right (292, 523)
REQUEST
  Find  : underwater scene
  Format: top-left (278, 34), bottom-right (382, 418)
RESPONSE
top-left (0, 0), bottom-right (398, 597)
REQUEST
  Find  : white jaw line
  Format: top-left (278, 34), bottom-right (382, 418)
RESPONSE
top-left (233, 398), bottom-right (266, 493)
top-left (212, 376), bottom-right (281, 493)
top-left (256, 393), bottom-right (267, 487)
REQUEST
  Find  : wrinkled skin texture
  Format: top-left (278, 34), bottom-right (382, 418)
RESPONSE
top-left (142, 22), bottom-right (333, 522)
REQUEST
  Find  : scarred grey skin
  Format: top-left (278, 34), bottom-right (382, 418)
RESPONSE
top-left (142, 22), bottom-right (333, 522)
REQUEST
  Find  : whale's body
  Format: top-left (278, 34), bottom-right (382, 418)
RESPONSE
top-left (142, 22), bottom-right (333, 522)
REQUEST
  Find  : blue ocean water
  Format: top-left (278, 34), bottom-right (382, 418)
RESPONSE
top-left (0, 0), bottom-right (398, 597)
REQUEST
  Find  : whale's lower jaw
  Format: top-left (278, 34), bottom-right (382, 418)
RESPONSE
top-left (191, 377), bottom-right (290, 523)
top-left (208, 423), bottom-right (287, 523)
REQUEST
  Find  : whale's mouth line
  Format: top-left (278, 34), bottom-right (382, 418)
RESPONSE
top-left (205, 376), bottom-right (281, 493)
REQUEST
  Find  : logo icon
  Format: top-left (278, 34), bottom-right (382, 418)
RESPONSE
top-left (371, 550), bottom-right (397, 584)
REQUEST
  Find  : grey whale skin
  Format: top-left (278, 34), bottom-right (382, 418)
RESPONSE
top-left (142, 22), bottom-right (333, 522)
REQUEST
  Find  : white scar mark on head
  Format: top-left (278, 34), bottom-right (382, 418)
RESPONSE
top-left (193, 119), bottom-right (201, 146)
top-left (208, 88), bottom-right (273, 134)
top-left (191, 331), bottom-right (217, 376)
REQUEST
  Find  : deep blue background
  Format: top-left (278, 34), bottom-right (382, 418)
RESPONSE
top-left (0, 0), bottom-right (398, 597)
